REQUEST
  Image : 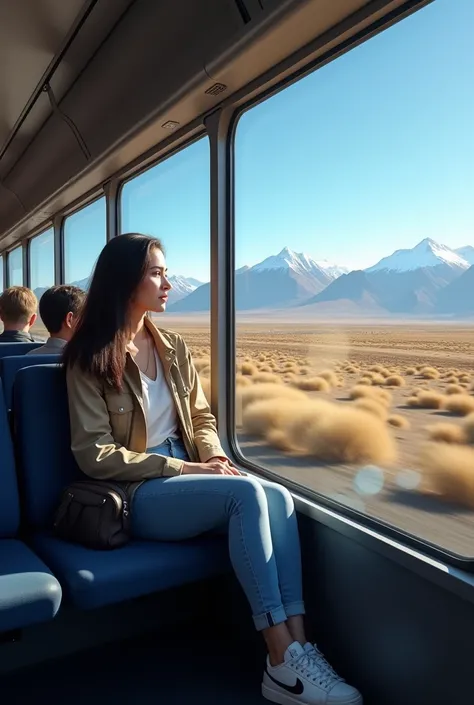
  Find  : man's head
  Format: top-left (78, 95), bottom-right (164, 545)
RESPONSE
top-left (39, 285), bottom-right (86, 341)
top-left (0, 286), bottom-right (38, 331)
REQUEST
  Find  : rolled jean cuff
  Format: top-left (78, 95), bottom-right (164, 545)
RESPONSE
top-left (284, 601), bottom-right (306, 618)
top-left (253, 605), bottom-right (287, 631)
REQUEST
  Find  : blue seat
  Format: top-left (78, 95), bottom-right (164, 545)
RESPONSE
top-left (14, 365), bottom-right (229, 610)
top-left (0, 354), bottom-right (61, 411)
top-left (0, 380), bottom-right (61, 633)
top-left (0, 342), bottom-right (42, 359)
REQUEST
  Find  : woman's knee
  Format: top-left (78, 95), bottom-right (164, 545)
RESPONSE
top-left (231, 475), bottom-right (268, 509)
top-left (259, 480), bottom-right (295, 517)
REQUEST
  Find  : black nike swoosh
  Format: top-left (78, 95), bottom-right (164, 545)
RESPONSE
top-left (266, 667), bottom-right (304, 695)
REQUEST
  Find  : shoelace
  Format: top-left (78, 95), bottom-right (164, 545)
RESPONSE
top-left (307, 646), bottom-right (344, 686)
top-left (291, 652), bottom-right (338, 690)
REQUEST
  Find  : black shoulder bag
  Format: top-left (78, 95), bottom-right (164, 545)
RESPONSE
top-left (52, 480), bottom-right (131, 550)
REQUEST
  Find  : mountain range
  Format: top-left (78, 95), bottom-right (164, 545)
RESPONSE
top-left (32, 239), bottom-right (473, 318)
top-left (168, 239), bottom-right (474, 318)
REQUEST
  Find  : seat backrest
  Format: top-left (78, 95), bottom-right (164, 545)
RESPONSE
top-left (0, 342), bottom-right (42, 359)
top-left (13, 365), bottom-right (81, 529)
top-left (0, 355), bottom-right (62, 411)
top-left (0, 380), bottom-right (20, 537)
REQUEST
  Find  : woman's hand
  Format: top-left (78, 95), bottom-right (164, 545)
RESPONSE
top-left (181, 456), bottom-right (241, 475)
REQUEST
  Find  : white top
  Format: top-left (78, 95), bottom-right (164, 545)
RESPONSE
top-left (139, 348), bottom-right (179, 447)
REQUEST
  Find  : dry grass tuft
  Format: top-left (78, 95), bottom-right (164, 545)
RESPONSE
top-left (293, 376), bottom-right (330, 392)
top-left (426, 423), bottom-right (466, 444)
top-left (242, 399), bottom-right (307, 438)
top-left (236, 375), bottom-right (252, 388)
top-left (238, 384), bottom-right (307, 411)
top-left (358, 377), bottom-right (373, 386)
top-left (408, 391), bottom-right (445, 409)
top-left (463, 414), bottom-right (474, 444)
top-left (241, 362), bottom-right (258, 376)
top-left (300, 406), bottom-right (397, 465)
top-left (405, 367), bottom-right (417, 375)
top-left (349, 385), bottom-right (374, 400)
top-left (241, 395), bottom-right (397, 465)
top-left (384, 375), bottom-right (405, 387)
top-left (354, 397), bottom-right (388, 420)
top-left (420, 367), bottom-right (440, 380)
top-left (419, 443), bottom-right (474, 508)
top-left (443, 395), bottom-right (474, 416)
top-left (349, 385), bottom-right (392, 407)
top-left (388, 415), bottom-right (410, 429)
top-left (445, 384), bottom-right (465, 395)
top-left (252, 372), bottom-right (282, 385)
top-left (318, 370), bottom-right (338, 387)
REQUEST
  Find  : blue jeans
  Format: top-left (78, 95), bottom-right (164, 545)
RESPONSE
top-left (132, 437), bottom-right (305, 631)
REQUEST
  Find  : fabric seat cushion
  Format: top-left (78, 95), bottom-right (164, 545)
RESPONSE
top-left (0, 539), bottom-right (62, 632)
top-left (33, 533), bottom-right (229, 609)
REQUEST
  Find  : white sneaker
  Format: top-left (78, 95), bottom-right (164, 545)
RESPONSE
top-left (304, 642), bottom-right (362, 704)
top-left (262, 641), bottom-right (362, 705)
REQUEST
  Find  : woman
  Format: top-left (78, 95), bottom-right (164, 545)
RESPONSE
top-left (63, 233), bottom-right (362, 705)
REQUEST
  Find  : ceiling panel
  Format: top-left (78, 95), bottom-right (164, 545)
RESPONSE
top-left (0, 0), bottom-right (86, 148)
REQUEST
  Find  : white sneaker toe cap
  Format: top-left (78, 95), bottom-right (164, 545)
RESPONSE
top-left (327, 681), bottom-right (363, 705)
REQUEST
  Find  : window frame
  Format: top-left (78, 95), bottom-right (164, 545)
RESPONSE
top-left (216, 3), bottom-right (474, 569)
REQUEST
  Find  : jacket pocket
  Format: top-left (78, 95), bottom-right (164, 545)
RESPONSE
top-left (104, 393), bottom-right (135, 444)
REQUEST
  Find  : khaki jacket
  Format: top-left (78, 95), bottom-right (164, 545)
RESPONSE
top-left (66, 318), bottom-right (225, 481)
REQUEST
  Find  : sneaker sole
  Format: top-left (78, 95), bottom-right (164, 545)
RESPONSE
top-left (262, 682), bottom-right (363, 705)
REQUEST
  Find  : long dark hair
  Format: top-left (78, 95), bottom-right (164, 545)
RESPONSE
top-left (63, 233), bottom-right (164, 390)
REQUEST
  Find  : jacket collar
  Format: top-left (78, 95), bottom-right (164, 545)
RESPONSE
top-left (123, 317), bottom-right (175, 398)
top-left (144, 317), bottom-right (175, 357)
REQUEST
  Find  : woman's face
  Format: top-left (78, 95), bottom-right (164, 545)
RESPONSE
top-left (132, 247), bottom-right (172, 315)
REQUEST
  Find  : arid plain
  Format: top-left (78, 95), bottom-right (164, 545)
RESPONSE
top-left (164, 316), bottom-right (474, 557)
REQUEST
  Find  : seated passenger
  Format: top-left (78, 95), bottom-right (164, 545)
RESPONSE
top-left (26, 285), bottom-right (86, 355)
top-left (63, 233), bottom-right (362, 705)
top-left (0, 286), bottom-right (40, 342)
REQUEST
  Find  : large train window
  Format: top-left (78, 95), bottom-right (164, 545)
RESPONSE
top-left (120, 138), bottom-right (211, 400)
top-left (234, 0), bottom-right (474, 556)
top-left (29, 228), bottom-right (55, 337)
top-left (64, 197), bottom-right (106, 286)
top-left (7, 246), bottom-right (23, 286)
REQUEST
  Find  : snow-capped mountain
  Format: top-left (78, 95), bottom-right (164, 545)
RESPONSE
top-left (366, 238), bottom-right (470, 273)
top-left (251, 247), bottom-right (348, 279)
top-left (455, 246), bottom-right (474, 265)
top-left (169, 247), bottom-right (346, 312)
top-left (167, 275), bottom-right (202, 304)
top-left (436, 265), bottom-right (474, 316)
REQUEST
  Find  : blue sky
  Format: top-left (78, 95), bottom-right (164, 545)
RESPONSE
top-left (17, 0), bottom-right (473, 286)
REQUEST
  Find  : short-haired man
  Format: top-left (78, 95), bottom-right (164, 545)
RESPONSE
top-left (26, 285), bottom-right (86, 355)
top-left (0, 286), bottom-right (39, 342)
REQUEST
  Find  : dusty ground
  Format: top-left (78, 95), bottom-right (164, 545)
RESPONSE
top-left (164, 317), bottom-right (474, 558)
